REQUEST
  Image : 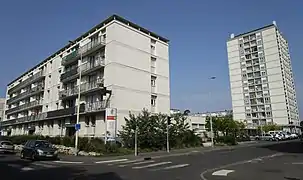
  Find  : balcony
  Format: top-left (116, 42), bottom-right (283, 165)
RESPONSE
top-left (60, 68), bottom-right (79, 82)
top-left (7, 85), bottom-right (44, 104)
top-left (59, 87), bottom-right (78, 99)
top-left (6, 100), bottom-right (43, 115)
top-left (61, 37), bottom-right (105, 66)
top-left (81, 58), bottom-right (105, 75)
top-left (61, 50), bottom-right (79, 66)
top-left (46, 107), bottom-right (77, 118)
top-left (80, 78), bottom-right (104, 94)
top-left (1, 113), bottom-right (47, 126)
top-left (8, 71), bottom-right (46, 94)
top-left (83, 100), bottom-right (108, 113)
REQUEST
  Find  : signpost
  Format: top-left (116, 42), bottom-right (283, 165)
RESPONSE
top-left (105, 108), bottom-right (117, 144)
top-left (75, 123), bottom-right (81, 131)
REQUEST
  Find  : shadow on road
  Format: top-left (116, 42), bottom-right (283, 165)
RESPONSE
top-left (0, 158), bottom-right (125, 180)
top-left (260, 140), bottom-right (303, 153)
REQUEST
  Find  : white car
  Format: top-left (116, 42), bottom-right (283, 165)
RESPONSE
top-left (274, 134), bottom-right (283, 141)
top-left (290, 133), bottom-right (298, 139)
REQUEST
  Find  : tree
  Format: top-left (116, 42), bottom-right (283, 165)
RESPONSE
top-left (258, 124), bottom-right (281, 133)
top-left (119, 109), bottom-right (201, 150)
top-left (205, 115), bottom-right (245, 137)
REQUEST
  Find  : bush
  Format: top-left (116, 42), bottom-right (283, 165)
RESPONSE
top-left (215, 136), bottom-right (237, 146)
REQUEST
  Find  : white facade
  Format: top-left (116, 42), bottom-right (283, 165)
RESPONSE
top-left (227, 22), bottom-right (300, 131)
top-left (2, 15), bottom-right (170, 137)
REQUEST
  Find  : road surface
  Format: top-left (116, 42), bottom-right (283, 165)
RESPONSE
top-left (1, 140), bottom-right (302, 180)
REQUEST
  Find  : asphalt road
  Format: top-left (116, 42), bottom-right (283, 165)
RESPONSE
top-left (1, 140), bottom-right (303, 180)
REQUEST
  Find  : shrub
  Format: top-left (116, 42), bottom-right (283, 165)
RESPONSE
top-left (215, 136), bottom-right (237, 146)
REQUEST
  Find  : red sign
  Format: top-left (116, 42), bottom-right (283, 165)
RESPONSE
top-left (107, 116), bottom-right (116, 120)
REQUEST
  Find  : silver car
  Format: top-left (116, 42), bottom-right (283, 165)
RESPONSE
top-left (0, 141), bottom-right (15, 153)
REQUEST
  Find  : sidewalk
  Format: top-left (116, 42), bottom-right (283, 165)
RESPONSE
top-left (59, 140), bottom-right (260, 163)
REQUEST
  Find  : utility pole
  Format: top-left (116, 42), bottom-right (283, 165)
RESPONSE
top-left (210, 115), bottom-right (214, 147)
top-left (74, 49), bottom-right (82, 156)
top-left (134, 124), bottom-right (138, 156)
top-left (209, 76), bottom-right (216, 147)
top-left (167, 116), bottom-right (171, 153)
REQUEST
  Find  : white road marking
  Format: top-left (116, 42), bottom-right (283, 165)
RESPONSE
top-left (200, 153), bottom-right (284, 180)
top-left (95, 158), bottom-right (128, 164)
top-left (212, 169), bottom-right (234, 176)
top-left (112, 159), bottom-right (145, 167)
top-left (152, 164), bottom-right (190, 171)
top-left (21, 167), bottom-right (34, 171)
top-left (53, 160), bottom-right (84, 164)
top-left (133, 160), bottom-right (155, 165)
top-left (132, 161), bottom-right (172, 169)
top-left (33, 162), bottom-right (56, 168)
top-left (291, 162), bottom-right (303, 165)
top-left (7, 164), bottom-right (21, 168)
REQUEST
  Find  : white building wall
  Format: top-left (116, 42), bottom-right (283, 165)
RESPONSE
top-left (3, 15), bottom-right (170, 137)
top-left (105, 22), bottom-right (170, 131)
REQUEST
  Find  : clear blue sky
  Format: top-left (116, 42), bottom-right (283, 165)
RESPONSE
top-left (0, 0), bottom-right (302, 117)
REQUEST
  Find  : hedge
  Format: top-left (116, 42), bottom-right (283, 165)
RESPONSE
top-left (1, 135), bottom-right (132, 155)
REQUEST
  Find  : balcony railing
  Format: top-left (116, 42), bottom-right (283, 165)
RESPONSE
top-left (8, 71), bottom-right (46, 94)
top-left (61, 37), bottom-right (105, 66)
top-left (60, 68), bottom-right (79, 81)
top-left (61, 51), bottom-right (79, 66)
top-left (6, 100), bottom-right (43, 115)
top-left (7, 85), bottom-right (45, 105)
top-left (84, 100), bottom-right (108, 113)
top-left (81, 58), bottom-right (105, 74)
top-left (59, 87), bottom-right (78, 99)
top-left (80, 78), bottom-right (104, 93)
top-left (1, 113), bottom-right (47, 126)
top-left (46, 107), bottom-right (77, 118)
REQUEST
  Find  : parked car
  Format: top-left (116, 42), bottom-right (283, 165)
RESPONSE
top-left (275, 133), bottom-right (284, 141)
top-left (0, 141), bottom-right (15, 154)
top-left (290, 133), bottom-right (298, 139)
top-left (262, 134), bottom-right (275, 141)
top-left (20, 140), bottom-right (58, 160)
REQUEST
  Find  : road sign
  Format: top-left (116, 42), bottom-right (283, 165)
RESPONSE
top-left (75, 124), bottom-right (81, 131)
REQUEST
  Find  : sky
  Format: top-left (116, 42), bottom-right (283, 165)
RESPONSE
top-left (0, 0), bottom-right (302, 117)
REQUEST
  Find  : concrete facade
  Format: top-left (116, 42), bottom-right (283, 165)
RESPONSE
top-left (227, 22), bottom-right (300, 132)
top-left (2, 15), bottom-right (170, 137)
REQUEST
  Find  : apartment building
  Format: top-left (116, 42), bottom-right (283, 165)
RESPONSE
top-left (227, 21), bottom-right (300, 132)
top-left (0, 98), bottom-right (5, 134)
top-left (2, 15), bottom-right (170, 137)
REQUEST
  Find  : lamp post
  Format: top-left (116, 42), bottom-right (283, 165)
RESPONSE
top-left (167, 116), bottom-right (171, 153)
top-left (209, 76), bottom-right (216, 147)
top-left (134, 124), bottom-right (138, 156)
top-left (74, 44), bottom-right (83, 156)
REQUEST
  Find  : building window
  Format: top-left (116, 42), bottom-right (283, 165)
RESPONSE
top-left (151, 95), bottom-right (157, 107)
top-left (151, 39), bottom-right (156, 44)
top-left (151, 45), bottom-right (155, 53)
top-left (151, 76), bottom-right (156, 87)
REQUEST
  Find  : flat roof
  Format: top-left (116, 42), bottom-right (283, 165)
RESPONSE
top-left (228, 24), bottom-right (276, 41)
top-left (8, 14), bottom-right (169, 86)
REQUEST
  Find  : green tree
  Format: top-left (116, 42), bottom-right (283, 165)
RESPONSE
top-left (258, 124), bottom-right (281, 133)
top-left (119, 109), bottom-right (201, 151)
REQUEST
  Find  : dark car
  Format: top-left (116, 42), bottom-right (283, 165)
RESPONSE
top-left (20, 140), bottom-right (58, 160)
top-left (0, 141), bottom-right (15, 154)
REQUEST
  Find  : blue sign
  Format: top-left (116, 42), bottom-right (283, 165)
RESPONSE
top-left (75, 124), bottom-right (81, 131)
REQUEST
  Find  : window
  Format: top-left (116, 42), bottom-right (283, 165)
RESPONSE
top-left (151, 76), bottom-right (156, 87)
top-left (151, 45), bottom-right (155, 54)
top-left (151, 95), bottom-right (157, 106)
top-left (151, 39), bottom-right (156, 44)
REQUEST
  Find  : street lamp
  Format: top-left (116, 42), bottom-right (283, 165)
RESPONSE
top-left (209, 76), bottom-right (216, 147)
top-left (68, 40), bottom-right (83, 156)
top-left (134, 123), bottom-right (138, 156)
top-left (167, 116), bottom-right (171, 153)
